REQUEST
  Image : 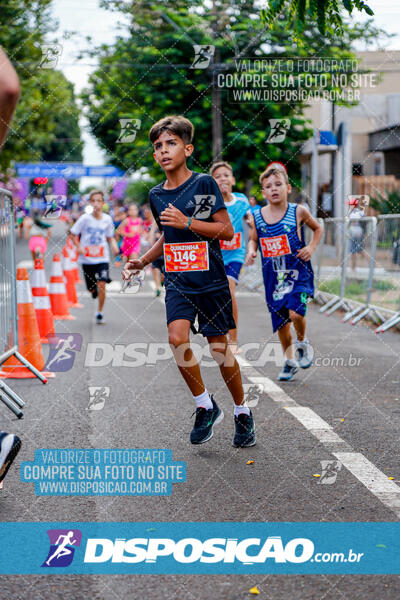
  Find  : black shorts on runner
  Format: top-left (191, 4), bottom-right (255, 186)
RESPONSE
top-left (165, 285), bottom-right (236, 337)
top-left (82, 262), bottom-right (111, 292)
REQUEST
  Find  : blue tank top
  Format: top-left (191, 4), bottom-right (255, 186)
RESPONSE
top-left (253, 203), bottom-right (314, 308)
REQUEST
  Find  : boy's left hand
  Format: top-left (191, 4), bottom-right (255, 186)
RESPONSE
top-left (296, 245), bottom-right (314, 262)
top-left (160, 203), bottom-right (188, 229)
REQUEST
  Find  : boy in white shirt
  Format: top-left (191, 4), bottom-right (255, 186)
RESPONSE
top-left (71, 190), bottom-right (118, 324)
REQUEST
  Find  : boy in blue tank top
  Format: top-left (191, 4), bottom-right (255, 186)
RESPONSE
top-left (246, 163), bottom-right (323, 381)
top-left (210, 161), bottom-right (252, 355)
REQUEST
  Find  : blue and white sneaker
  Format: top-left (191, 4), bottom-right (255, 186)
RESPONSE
top-left (0, 432), bottom-right (21, 483)
top-left (96, 312), bottom-right (104, 325)
top-left (278, 360), bottom-right (299, 381)
top-left (296, 339), bottom-right (314, 369)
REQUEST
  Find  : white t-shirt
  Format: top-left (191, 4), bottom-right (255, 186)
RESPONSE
top-left (71, 213), bottom-right (114, 265)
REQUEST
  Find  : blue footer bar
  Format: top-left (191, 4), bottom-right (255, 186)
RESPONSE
top-left (1, 522), bottom-right (399, 574)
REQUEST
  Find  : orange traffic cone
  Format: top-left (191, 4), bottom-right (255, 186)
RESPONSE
top-left (62, 248), bottom-right (83, 308)
top-left (48, 254), bottom-right (76, 320)
top-left (0, 268), bottom-right (54, 379)
top-left (67, 237), bottom-right (82, 284)
top-left (30, 258), bottom-right (57, 343)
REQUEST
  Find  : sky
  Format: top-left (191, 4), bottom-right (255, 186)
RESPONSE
top-left (50, 0), bottom-right (400, 170)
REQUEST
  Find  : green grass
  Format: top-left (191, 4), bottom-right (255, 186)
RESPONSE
top-left (319, 278), bottom-right (396, 299)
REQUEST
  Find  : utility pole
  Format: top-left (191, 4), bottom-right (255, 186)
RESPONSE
top-left (331, 100), bottom-right (336, 216)
top-left (211, 0), bottom-right (223, 160)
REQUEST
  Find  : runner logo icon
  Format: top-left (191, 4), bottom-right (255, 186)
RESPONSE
top-left (45, 334), bottom-right (83, 372)
top-left (42, 529), bottom-right (82, 567)
top-left (192, 195), bottom-right (216, 219)
top-left (191, 45), bottom-right (215, 69)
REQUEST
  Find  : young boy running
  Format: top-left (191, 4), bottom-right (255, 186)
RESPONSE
top-left (246, 163), bottom-right (323, 381)
top-left (71, 190), bottom-right (118, 324)
top-left (210, 161), bottom-right (252, 354)
top-left (123, 115), bottom-right (255, 447)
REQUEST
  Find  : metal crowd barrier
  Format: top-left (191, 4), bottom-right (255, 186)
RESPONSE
top-left (0, 188), bottom-right (45, 417)
top-left (374, 214), bottom-right (400, 333)
top-left (317, 216), bottom-right (378, 321)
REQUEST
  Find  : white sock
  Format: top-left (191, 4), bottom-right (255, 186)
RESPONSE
top-left (286, 358), bottom-right (298, 367)
top-left (234, 402), bottom-right (250, 417)
top-left (194, 389), bottom-right (213, 410)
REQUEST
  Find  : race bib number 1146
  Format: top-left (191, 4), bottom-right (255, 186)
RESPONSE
top-left (164, 241), bottom-right (209, 272)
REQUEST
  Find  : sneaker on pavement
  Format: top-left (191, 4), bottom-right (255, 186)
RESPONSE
top-left (296, 339), bottom-right (314, 369)
top-left (0, 432), bottom-right (21, 483)
top-left (278, 360), bottom-right (298, 381)
top-left (96, 312), bottom-right (104, 325)
top-left (190, 395), bottom-right (223, 445)
top-left (233, 411), bottom-right (256, 448)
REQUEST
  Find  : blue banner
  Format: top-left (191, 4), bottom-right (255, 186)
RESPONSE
top-left (15, 163), bottom-right (125, 179)
top-left (0, 522), bottom-right (399, 574)
top-left (21, 449), bottom-right (186, 496)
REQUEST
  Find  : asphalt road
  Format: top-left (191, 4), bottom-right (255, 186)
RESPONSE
top-left (1, 222), bottom-right (400, 599)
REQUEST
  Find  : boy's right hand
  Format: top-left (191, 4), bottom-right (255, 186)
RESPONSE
top-left (245, 250), bottom-right (257, 266)
top-left (122, 258), bottom-right (144, 280)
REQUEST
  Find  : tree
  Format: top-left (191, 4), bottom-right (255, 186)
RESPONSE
top-left (261, 0), bottom-right (374, 37)
top-left (125, 178), bottom-right (158, 205)
top-left (82, 0), bottom-right (383, 193)
top-left (371, 190), bottom-right (400, 215)
top-left (0, 0), bottom-right (83, 170)
top-left (40, 74), bottom-right (83, 162)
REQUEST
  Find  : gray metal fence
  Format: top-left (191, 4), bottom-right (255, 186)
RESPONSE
top-left (0, 188), bottom-right (18, 362)
top-left (374, 214), bottom-right (400, 333)
top-left (0, 188), bottom-right (46, 418)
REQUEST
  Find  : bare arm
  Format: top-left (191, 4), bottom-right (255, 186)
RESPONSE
top-left (0, 47), bottom-right (20, 150)
top-left (122, 234), bottom-right (165, 278)
top-left (244, 210), bottom-right (253, 227)
top-left (139, 234), bottom-right (164, 266)
top-left (71, 233), bottom-right (84, 255)
top-left (245, 215), bottom-right (259, 265)
top-left (296, 205), bottom-right (324, 261)
top-left (159, 204), bottom-right (234, 241)
top-left (107, 236), bottom-right (119, 256)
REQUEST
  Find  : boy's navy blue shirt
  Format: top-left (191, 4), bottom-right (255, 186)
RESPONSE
top-left (149, 171), bottom-right (229, 294)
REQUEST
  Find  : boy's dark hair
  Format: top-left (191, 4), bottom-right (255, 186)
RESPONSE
top-left (149, 115), bottom-right (194, 145)
top-left (259, 164), bottom-right (289, 185)
top-left (209, 161), bottom-right (233, 176)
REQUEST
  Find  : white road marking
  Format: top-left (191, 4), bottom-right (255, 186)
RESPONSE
top-left (78, 271), bottom-right (400, 516)
top-left (239, 356), bottom-right (400, 517)
top-left (333, 452), bottom-right (400, 509)
top-left (106, 281), bottom-right (123, 292)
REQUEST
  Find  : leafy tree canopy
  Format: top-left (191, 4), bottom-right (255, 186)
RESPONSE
top-left (261, 0), bottom-right (374, 37)
top-left (0, 0), bottom-right (83, 170)
top-left (82, 0), bottom-right (383, 194)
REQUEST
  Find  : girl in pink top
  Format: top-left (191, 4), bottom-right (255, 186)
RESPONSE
top-left (117, 204), bottom-right (142, 262)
